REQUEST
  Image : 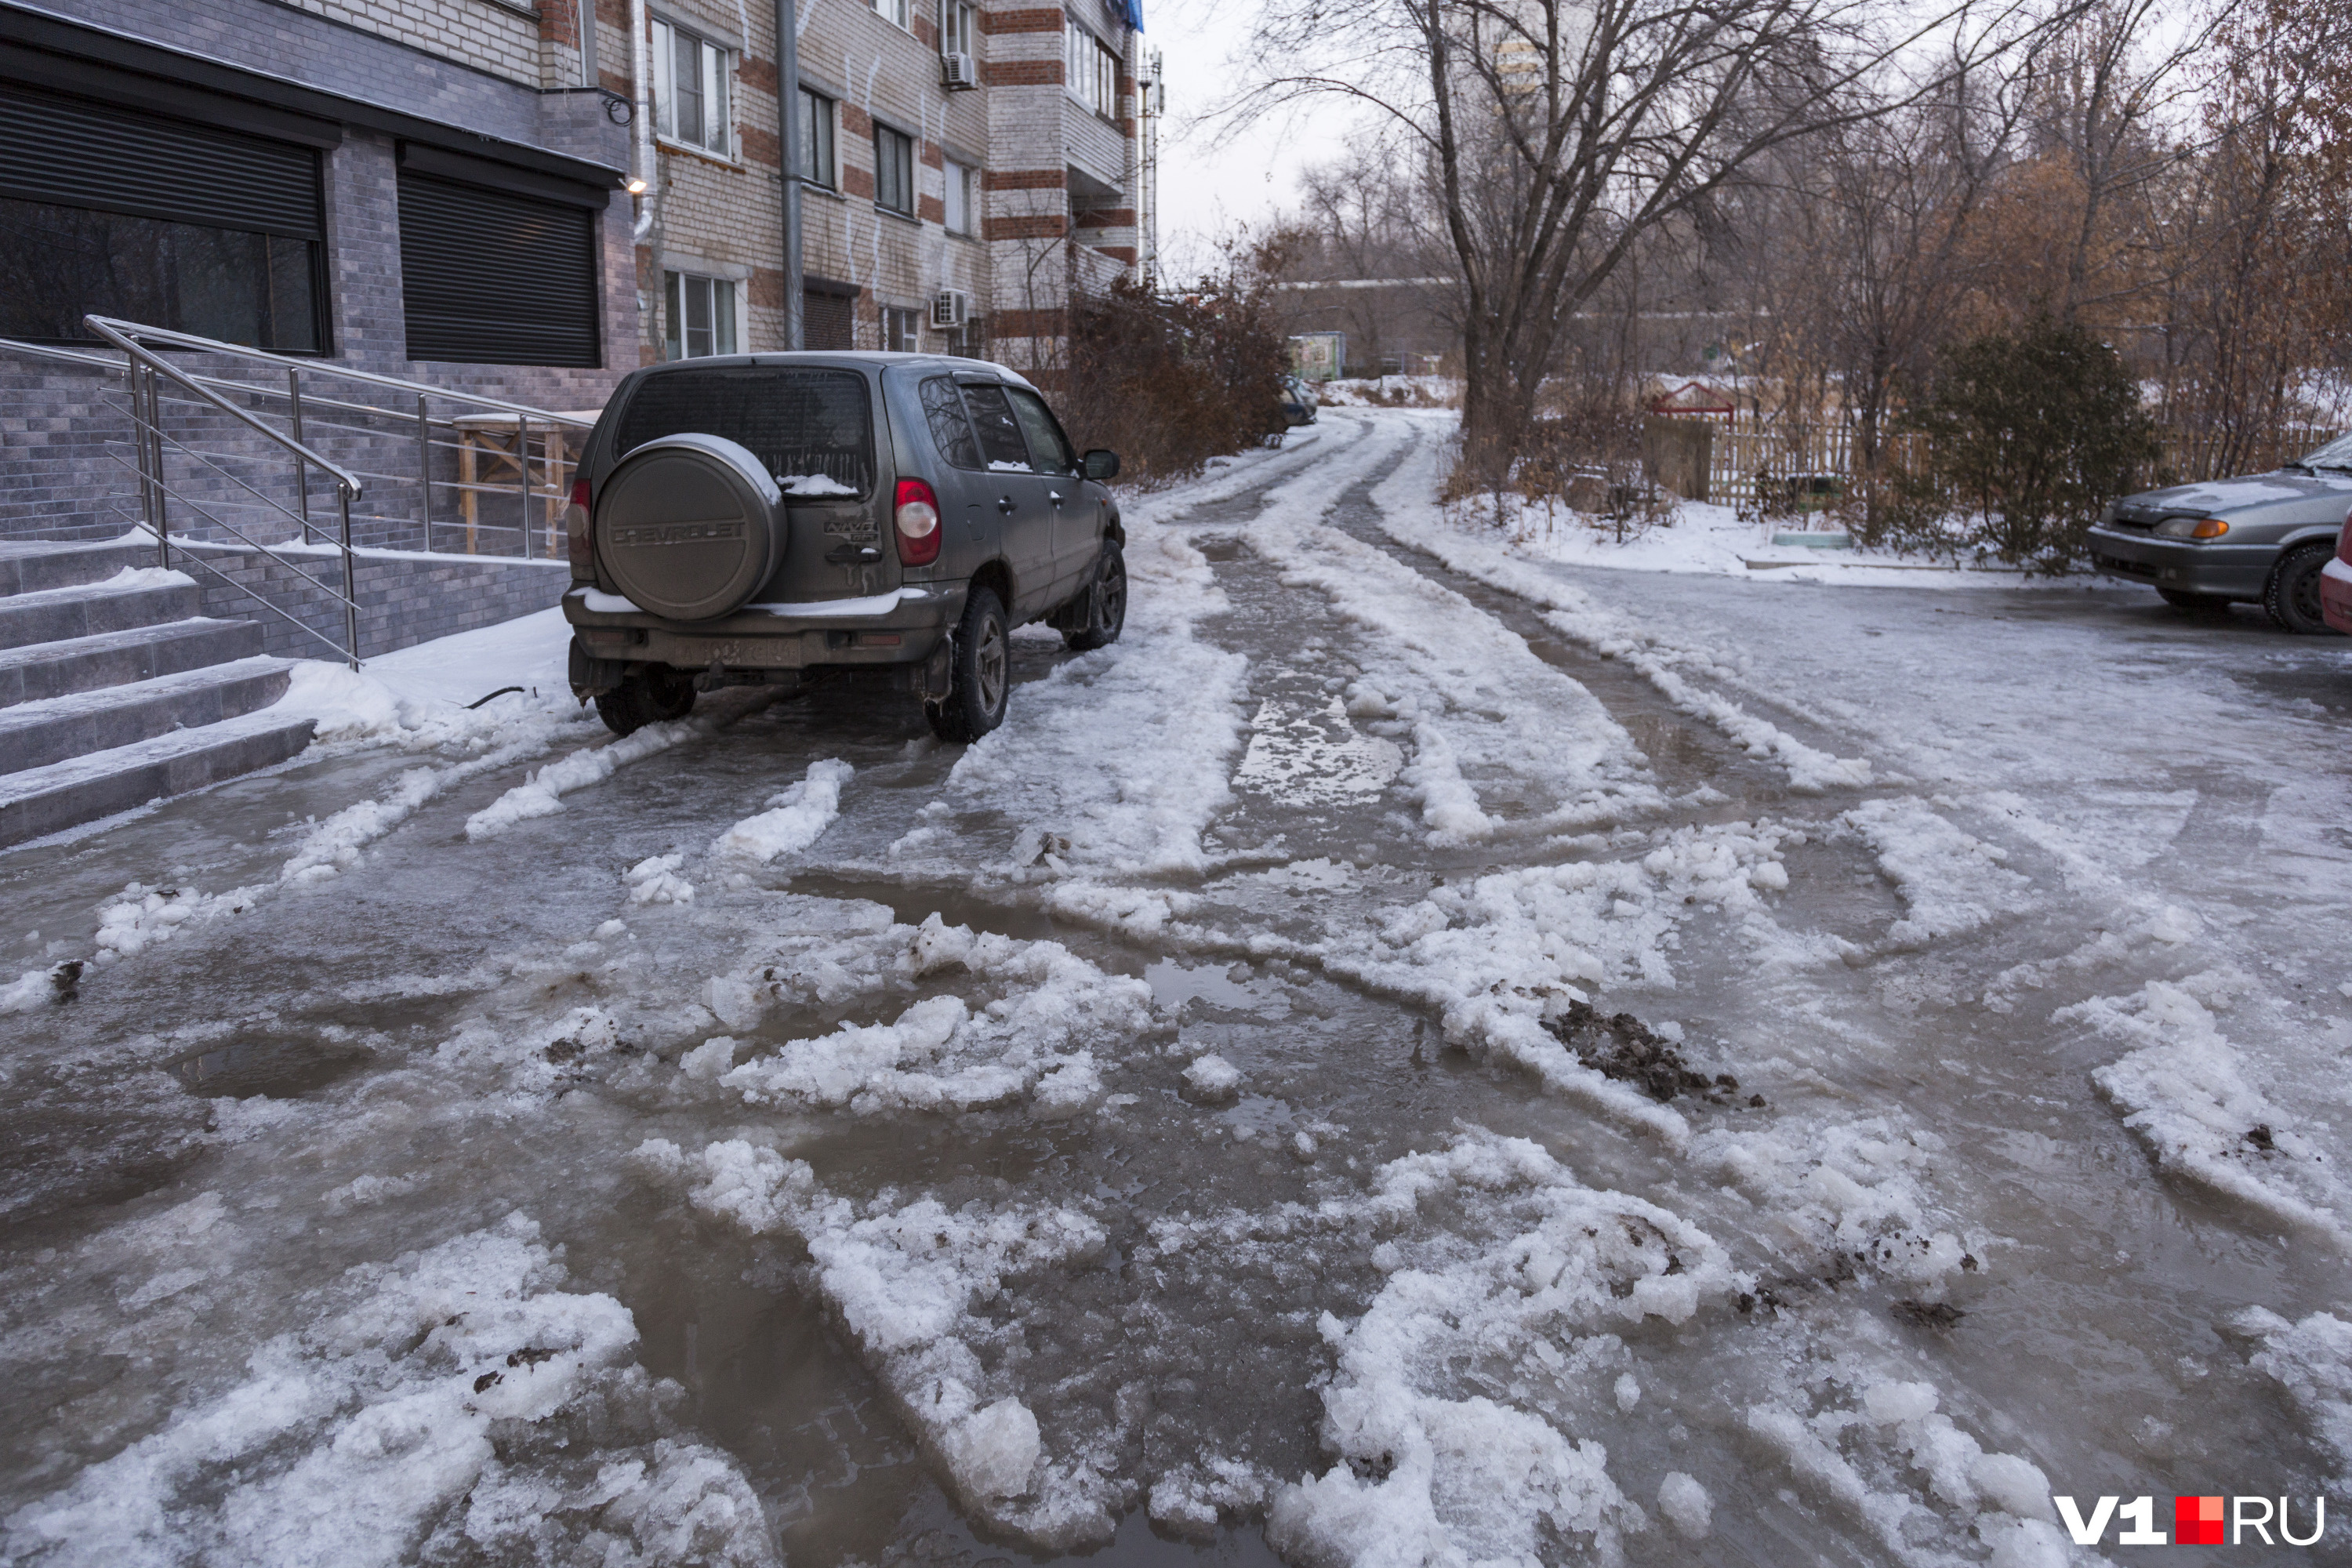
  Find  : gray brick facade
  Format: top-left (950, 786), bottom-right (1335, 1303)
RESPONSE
top-left (177, 541), bottom-right (571, 660)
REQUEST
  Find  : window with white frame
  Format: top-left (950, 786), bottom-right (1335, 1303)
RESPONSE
top-left (941, 0), bottom-right (975, 57)
top-left (873, 122), bottom-right (914, 216)
top-left (652, 17), bottom-right (731, 153)
top-left (796, 86), bottom-right (836, 187)
top-left (664, 270), bottom-right (738, 358)
top-left (943, 157), bottom-right (974, 235)
top-left (880, 305), bottom-right (920, 353)
top-left (1063, 19), bottom-right (1118, 119)
top-left (869, 0), bottom-right (910, 29)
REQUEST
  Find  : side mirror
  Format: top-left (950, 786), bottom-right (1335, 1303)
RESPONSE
top-left (1083, 448), bottom-right (1120, 481)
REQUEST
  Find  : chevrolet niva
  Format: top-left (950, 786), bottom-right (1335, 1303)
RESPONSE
top-left (562, 354), bottom-right (1127, 739)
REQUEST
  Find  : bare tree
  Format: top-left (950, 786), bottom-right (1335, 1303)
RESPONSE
top-left (1229, 0), bottom-right (2063, 466)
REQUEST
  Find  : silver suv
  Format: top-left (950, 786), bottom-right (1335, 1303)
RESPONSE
top-left (562, 354), bottom-right (1125, 739)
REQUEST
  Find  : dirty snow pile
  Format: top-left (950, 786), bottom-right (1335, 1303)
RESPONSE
top-left (1, 1215), bottom-right (774, 1568)
top-left (1271, 1131), bottom-right (1740, 1563)
top-left (2074, 974), bottom-right (2351, 1247)
top-left (1323, 819), bottom-right (1815, 1138)
top-left (711, 757), bottom-right (853, 862)
top-left (466, 718), bottom-right (701, 840)
top-left (711, 914), bottom-right (1150, 1115)
top-left (630, 1140), bottom-right (1118, 1544)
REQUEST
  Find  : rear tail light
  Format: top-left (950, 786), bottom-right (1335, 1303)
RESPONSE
top-left (894, 477), bottom-right (942, 566)
top-left (565, 478), bottom-right (595, 579)
top-left (2337, 520), bottom-right (2352, 564)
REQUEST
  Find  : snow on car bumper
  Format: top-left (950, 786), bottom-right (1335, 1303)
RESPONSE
top-left (2321, 556), bottom-right (2352, 636)
top-left (2086, 527), bottom-right (2271, 598)
top-left (561, 583), bottom-right (960, 670)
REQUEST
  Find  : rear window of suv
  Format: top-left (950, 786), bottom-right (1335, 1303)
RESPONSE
top-left (612, 368), bottom-right (874, 496)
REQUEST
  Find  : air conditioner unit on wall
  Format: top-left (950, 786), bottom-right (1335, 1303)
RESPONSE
top-left (942, 52), bottom-right (978, 90)
top-left (932, 289), bottom-right (971, 329)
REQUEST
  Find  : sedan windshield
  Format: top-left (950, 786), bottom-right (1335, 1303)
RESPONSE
top-left (2295, 430), bottom-right (2352, 471)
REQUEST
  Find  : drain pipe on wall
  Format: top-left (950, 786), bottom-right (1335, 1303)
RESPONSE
top-left (629, 0), bottom-right (655, 239)
top-left (774, 0), bottom-right (803, 348)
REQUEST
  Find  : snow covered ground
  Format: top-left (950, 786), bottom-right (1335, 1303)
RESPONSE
top-left (2, 408), bottom-right (2349, 1566)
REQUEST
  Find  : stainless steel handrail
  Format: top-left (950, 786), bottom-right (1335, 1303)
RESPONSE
top-left (79, 320), bottom-right (365, 497)
top-left (81, 318), bottom-right (597, 429)
top-left (0, 319), bottom-right (601, 669)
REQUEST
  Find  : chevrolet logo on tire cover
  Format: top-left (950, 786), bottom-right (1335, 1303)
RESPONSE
top-left (611, 518), bottom-right (745, 546)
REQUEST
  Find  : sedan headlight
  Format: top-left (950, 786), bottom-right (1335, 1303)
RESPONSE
top-left (2154, 517), bottom-right (2230, 539)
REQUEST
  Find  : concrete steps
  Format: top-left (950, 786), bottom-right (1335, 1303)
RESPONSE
top-left (0, 542), bottom-right (314, 847)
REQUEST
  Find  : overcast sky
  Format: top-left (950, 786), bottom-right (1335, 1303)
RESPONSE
top-left (1142, 0), bottom-right (1365, 278)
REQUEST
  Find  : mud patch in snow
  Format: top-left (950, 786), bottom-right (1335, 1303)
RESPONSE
top-left (715, 915), bottom-right (1149, 1116)
top-left (630, 1140), bottom-right (1114, 1545)
top-left (2076, 975), bottom-right (2350, 1247)
top-left (1269, 1130), bottom-right (1740, 1566)
top-left (0, 1215), bottom-right (773, 1568)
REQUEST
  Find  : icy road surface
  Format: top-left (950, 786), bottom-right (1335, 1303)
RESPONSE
top-left (3, 408), bottom-right (2350, 1566)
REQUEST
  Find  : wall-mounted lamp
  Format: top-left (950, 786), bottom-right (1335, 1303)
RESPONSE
top-left (623, 176), bottom-right (648, 195)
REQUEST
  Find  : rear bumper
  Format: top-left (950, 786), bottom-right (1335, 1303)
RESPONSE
top-left (561, 582), bottom-right (962, 672)
top-left (2085, 527), bottom-right (2273, 598)
top-left (2322, 557), bottom-right (2352, 636)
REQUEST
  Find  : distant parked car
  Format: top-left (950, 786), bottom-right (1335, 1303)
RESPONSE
top-left (2321, 522), bottom-right (2352, 636)
top-left (2088, 434), bottom-right (2352, 633)
top-left (564, 353), bottom-right (1125, 742)
top-left (1278, 375), bottom-right (1319, 427)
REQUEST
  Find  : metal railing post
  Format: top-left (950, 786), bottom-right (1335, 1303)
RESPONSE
top-left (144, 365), bottom-right (169, 568)
top-left (338, 485), bottom-right (361, 670)
top-left (288, 367), bottom-right (313, 546)
top-left (416, 393), bottom-right (434, 552)
top-left (130, 361), bottom-right (158, 549)
top-left (516, 416), bottom-right (532, 560)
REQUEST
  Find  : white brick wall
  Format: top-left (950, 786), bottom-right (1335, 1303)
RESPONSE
top-left (292, 0), bottom-right (544, 86)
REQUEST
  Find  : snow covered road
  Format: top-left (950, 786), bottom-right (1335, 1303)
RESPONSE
top-left (2, 408), bottom-right (2348, 1565)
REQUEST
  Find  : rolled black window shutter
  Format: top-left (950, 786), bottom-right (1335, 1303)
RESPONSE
top-left (397, 171), bottom-right (600, 367)
top-left (0, 82), bottom-right (320, 238)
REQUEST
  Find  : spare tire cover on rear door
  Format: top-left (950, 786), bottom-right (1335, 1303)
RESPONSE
top-left (595, 434), bottom-right (786, 621)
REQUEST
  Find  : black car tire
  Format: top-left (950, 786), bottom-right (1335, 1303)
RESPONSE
top-left (2156, 588), bottom-right (2233, 612)
top-left (593, 663), bottom-right (697, 736)
top-left (2262, 545), bottom-right (2339, 635)
top-left (1062, 541), bottom-right (1127, 652)
top-left (926, 586), bottom-right (1011, 742)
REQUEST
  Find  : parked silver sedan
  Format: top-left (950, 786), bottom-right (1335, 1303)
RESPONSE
top-left (2089, 433), bottom-right (2352, 633)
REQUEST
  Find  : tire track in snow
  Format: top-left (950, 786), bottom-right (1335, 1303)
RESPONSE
top-left (1352, 419), bottom-right (1875, 794)
top-left (1238, 415), bottom-right (1663, 845)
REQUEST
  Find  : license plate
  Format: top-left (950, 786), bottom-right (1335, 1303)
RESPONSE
top-left (662, 636), bottom-right (801, 668)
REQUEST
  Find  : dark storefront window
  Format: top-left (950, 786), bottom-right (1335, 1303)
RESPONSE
top-left (0, 84), bottom-right (326, 351)
top-left (0, 199), bottom-right (319, 350)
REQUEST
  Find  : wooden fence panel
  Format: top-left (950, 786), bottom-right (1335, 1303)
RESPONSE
top-left (1700, 418), bottom-right (2339, 508)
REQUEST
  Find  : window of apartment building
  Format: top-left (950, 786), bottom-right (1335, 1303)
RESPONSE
top-left (880, 304), bottom-right (920, 353)
top-left (0, 84), bottom-right (326, 351)
top-left (942, 158), bottom-right (974, 235)
top-left (796, 88), bottom-right (836, 187)
top-left (1064, 20), bottom-right (1117, 119)
top-left (941, 0), bottom-right (975, 57)
top-left (869, 0), bottom-right (911, 29)
top-left (664, 271), bottom-right (738, 358)
top-left (652, 16), bottom-right (731, 154)
top-left (873, 124), bottom-right (915, 216)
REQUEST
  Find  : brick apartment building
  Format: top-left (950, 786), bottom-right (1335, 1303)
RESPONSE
top-left (0, 0), bottom-right (1157, 398)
